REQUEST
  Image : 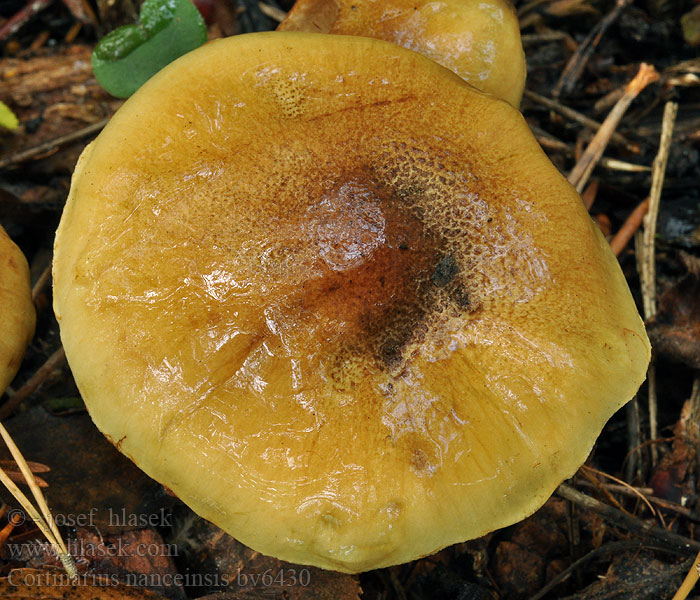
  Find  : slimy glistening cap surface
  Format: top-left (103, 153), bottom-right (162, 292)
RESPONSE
top-left (53, 33), bottom-right (650, 572)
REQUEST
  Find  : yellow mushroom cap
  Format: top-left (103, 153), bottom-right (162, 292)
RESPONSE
top-left (0, 227), bottom-right (35, 393)
top-left (278, 0), bottom-right (527, 106)
top-left (53, 33), bottom-right (650, 573)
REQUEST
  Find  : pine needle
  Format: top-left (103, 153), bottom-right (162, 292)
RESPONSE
top-left (0, 421), bottom-right (76, 578)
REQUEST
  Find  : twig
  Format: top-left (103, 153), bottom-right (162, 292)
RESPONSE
top-left (552, 0), bottom-right (634, 98)
top-left (0, 347), bottom-right (66, 420)
top-left (674, 379), bottom-right (700, 600)
top-left (686, 377), bottom-right (700, 452)
top-left (610, 197), bottom-right (650, 256)
top-left (240, 0), bottom-right (272, 31)
top-left (673, 549), bottom-right (700, 600)
top-left (258, 1), bottom-right (285, 22)
top-left (0, 0), bottom-right (53, 42)
top-left (638, 101), bottom-right (678, 318)
top-left (0, 119), bottom-right (108, 170)
top-left (580, 465), bottom-right (631, 515)
top-left (625, 398), bottom-right (642, 483)
top-left (557, 484), bottom-right (700, 553)
top-left (577, 480), bottom-right (699, 522)
top-left (647, 366), bottom-right (659, 465)
top-left (521, 32), bottom-right (567, 44)
top-left (564, 495), bottom-right (583, 589)
top-left (637, 101), bottom-right (678, 465)
top-left (31, 263), bottom-right (52, 304)
top-left (567, 64), bottom-right (659, 193)
top-left (516, 0), bottom-right (550, 17)
top-left (532, 541), bottom-right (686, 600)
top-left (389, 570), bottom-right (408, 600)
top-left (523, 89), bottom-right (637, 152)
top-left (601, 158), bottom-right (651, 173)
top-left (581, 465), bottom-right (657, 518)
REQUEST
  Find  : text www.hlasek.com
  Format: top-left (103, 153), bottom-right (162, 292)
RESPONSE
top-left (6, 538), bottom-right (178, 560)
top-left (6, 538), bottom-right (312, 588)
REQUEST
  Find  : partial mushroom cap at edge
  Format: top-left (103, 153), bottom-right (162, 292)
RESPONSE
top-left (278, 0), bottom-right (527, 107)
top-left (0, 227), bottom-right (35, 393)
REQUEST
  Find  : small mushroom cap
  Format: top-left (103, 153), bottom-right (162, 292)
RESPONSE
top-left (0, 227), bottom-right (35, 393)
top-left (278, 0), bottom-right (526, 106)
top-left (53, 33), bottom-right (649, 573)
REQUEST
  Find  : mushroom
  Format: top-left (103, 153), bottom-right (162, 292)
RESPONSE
top-left (277, 0), bottom-right (526, 106)
top-left (53, 32), bottom-right (650, 573)
top-left (0, 227), bottom-right (35, 393)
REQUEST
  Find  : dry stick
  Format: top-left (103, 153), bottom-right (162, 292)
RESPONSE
top-left (580, 465), bottom-right (628, 515)
top-left (521, 31), bottom-right (567, 44)
top-left (610, 197), bottom-right (650, 256)
top-left (389, 570), bottom-right (408, 600)
top-left (533, 131), bottom-right (649, 173)
top-left (647, 366), bottom-right (658, 464)
top-left (0, 118), bottom-right (108, 170)
top-left (581, 465), bottom-right (656, 517)
top-left (523, 89), bottom-right (637, 152)
top-left (258, 1), bottom-right (285, 21)
top-left (567, 64), bottom-right (659, 194)
top-left (31, 262), bottom-right (52, 304)
top-left (516, 0), bottom-right (550, 17)
top-left (602, 158), bottom-right (651, 173)
top-left (671, 378), bottom-right (700, 600)
top-left (625, 397), bottom-right (642, 483)
top-left (0, 0), bottom-right (53, 41)
top-left (557, 484), bottom-right (700, 553)
top-left (673, 553), bottom-right (700, 600)
top-left (552, 0), bottom-right (633, 98)
top-left (639, 101), bottom-right (678, 318)
top-left (576, 480), bottom-right (698, 521)
top-left (0, 347), bottom-right (66, 420)
top-left (687, 376), bottom-right (700, 447)
top-left (637, 101), bottom-right (678, 466)
top-left (531, 540), bottom-right (687, 600)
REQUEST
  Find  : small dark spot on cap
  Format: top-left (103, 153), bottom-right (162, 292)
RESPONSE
top-left (450, 285), bottom-right (473, 310)
top-left (379, 340), bottom-right (403, 369)
top-left (412, 448), bottom-right (429, 471)
top-left (431, 255), bottom-right (459, 287)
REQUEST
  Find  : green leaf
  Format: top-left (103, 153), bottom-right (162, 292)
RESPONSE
top-left (91, 0), bottom-right (207, 99)
top-left (0, 101), bottom-right (19, 130)
top-left (43, 396), bottom-right (86, 415)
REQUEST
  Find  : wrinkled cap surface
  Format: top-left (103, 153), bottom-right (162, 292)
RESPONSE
top-left (53, 33), bottom-right (650, 573)
top-left (278, 0), bottom-right (526, 106)
top-left (0, 227), bottom-right (35, 393)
